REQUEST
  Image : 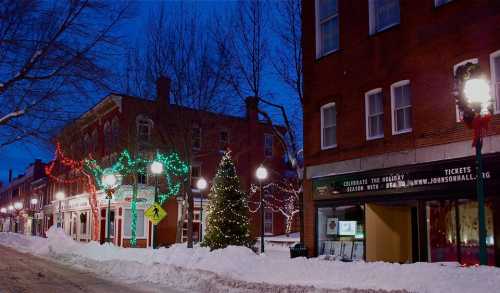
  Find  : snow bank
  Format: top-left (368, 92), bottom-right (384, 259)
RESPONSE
top-left (1, 229), bottom-right (499, 293)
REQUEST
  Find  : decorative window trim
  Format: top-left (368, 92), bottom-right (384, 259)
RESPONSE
top-left (368, 0), bottom-right (400, 35)
top-left (365, 88), bottom-right (384, 140)
top-left (390, 80), bottom-right (412, 135)
top-left (454, 58), bottom-right (479, 122)
top-left (264, 209), bottom-right (274, 235)
top-left (490, 50), bottom-right (500, 114)
top-left (264, 133), bottom-right (274, 158)
top-left (434, 0), bottom-right (453, 8)
top-left (136, 115), bottom-right (153, 142)
top-left (315, 0), bottom-right (339, 58)
top-left (192, 125), bottom-right (202, 150)
top-left (321, 102), bottom-right (337, 150)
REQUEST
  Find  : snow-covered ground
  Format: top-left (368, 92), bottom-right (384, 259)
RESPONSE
top-left (1, 228), bottom-right (499, 293)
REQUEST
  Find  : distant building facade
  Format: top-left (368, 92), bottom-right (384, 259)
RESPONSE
top-left (0, 160), bottom-right (47, 236)
top-left (46, 77), bottom-right (293, 247)
top-left (303, 0), bottom-right (500, 265)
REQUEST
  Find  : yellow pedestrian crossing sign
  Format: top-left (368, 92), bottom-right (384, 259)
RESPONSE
top-left (145, 202), bottom-right (167, 225)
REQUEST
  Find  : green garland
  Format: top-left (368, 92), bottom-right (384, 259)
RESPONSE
top-left (83, 149), bottom-right (189, 247)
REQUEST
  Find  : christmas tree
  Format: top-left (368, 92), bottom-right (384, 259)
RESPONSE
top-left (202, 151), bottom-right (254, 250)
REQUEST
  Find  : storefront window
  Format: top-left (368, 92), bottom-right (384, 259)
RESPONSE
top-left (427, 199), bottom-right (495, 265)
top-left (123, 209), bottom-right (145, 238)
top-left (317, 205), bottom-right (365, 260)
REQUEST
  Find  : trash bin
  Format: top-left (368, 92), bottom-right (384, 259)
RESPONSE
top-left (290, 243), bottom-right (308, 258)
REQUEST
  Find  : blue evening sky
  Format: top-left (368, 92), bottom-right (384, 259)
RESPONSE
top-left (0, 0), bottom-right (300, 185)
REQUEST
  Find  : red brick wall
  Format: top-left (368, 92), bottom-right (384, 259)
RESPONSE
top-left (302, 0), bottom-right (500, 255)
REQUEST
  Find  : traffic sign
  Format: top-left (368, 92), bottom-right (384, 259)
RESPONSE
top-left (145, 202), bottom-right (167, 225)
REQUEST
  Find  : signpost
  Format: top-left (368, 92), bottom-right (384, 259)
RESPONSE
top-left (145, 203), bottom-right (167, 226)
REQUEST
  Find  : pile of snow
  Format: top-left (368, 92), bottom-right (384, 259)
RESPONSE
top-left (1, 228), bottom-right (500, 292)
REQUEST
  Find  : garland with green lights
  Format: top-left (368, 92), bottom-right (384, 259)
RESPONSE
top-left (84, 149), bottom-right (189, 247)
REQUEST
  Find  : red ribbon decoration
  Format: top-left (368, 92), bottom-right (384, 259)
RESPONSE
top-left (470, 114), bottom-right (492, 147)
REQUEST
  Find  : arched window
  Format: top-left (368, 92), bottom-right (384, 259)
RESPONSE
top-left (111, 117), bottom-right (120, 147)
top-left (136, 115), bottom-right (153, 142)
top-left (91, 129), bottom-right (98, 154)
top-left (83, 134), bottom-right (90, 155)
top-left (103, 121), bottom-right (111, 154)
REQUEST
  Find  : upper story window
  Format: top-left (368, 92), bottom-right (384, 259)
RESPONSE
top-left (369, 0), bottom-right (400, 35)
top-left (490, 50), bottom-right (500, 113)
top-left (103, 122), bottom-right (111, 154)
top-left (264, 133), bottom-right (273, 158)
top-left (111, 117), bottom-right (119, 147)
top-left (316, 0), bottom-right (339, 57)
top-left (220, 130), bottom-right (229, 151)
top-left (321, 102), bottom-right (337, 149)
top-left (136, 116), bottom-right (152, 142)
top-left (454, 58), bottom-right (479, 122)
top-left (365, 88), bottom-right (384, 140)
top-left (192, 125), bottom-right (201, 150)
top-left (90, 129), bottom-right (98, 154)
top-left (434, 0), bottom-right (453, 7)
top-left (391, 80), bottom-right (412, 134)
top-left (83, 134), bottom-right (90, 155)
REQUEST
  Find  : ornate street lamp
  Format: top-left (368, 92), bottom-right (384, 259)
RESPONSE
top-left (150, 160), bottom-right (163, 249)
top-left (455, 62), bottom-right (493, 265)
top-left (102, 169), bottom-right (120, 244)
top-left (255, 165), bottom-right (268, 254)
top-left (0, 207), bottom-right (6, 214)
top-left (30, 198), bottom-right (38, 206)
top-left (55, 191), bottom-right (65, 228)
top-left (196, 177), bottom-right (208, 242)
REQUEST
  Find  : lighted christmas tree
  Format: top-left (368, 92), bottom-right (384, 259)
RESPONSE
top-left (202, 151), bottom-right (253, 250)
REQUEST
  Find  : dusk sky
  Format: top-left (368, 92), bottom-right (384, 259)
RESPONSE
top-left (0, 0), bottom-right (299, 185)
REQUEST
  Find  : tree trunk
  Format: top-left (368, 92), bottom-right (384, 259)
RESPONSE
top-left (176, 196), bottom-right (186, 243)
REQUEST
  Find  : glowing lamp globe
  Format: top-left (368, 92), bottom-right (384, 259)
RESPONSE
top-left (14, 202), bottom-right (23, 210)
top-left (256, 165), bottom-right (268, 181)
top-left (55, 191), bottom-right (65, 201)
top-left (8, 205), bottom-right (14, 211)
top-left (30, 198), bottom-right (38, 205)
top-left (464, 78), bottom-right (491, 114)
top-left (150, 161), bottom-right (163, 175)
top-left (102, 173), bottom-right (118, 189)
top-left (196, 177), bottom-right (208, 190)
top-left (0, 207), bottom-right (6, 213)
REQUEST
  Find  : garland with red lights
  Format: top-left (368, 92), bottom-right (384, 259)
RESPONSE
top-left (45, 143), bottom-right (100, 241)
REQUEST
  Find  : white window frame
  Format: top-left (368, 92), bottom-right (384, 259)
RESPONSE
top-left (321, 102), bottom-right (337, 150)
top-left (454, 58), bottom-right (479, 122)
top-left (390, 80), bottom-right (412, 135)
top-left (365, 88), bottom-right (384, 140)
top-left (123, 208), bottom-right (147, 239)
top-left (192, 125), bottom-right (201, 150)
top-left (490, 50), bottom-right (500, 114)
top-left (369, 0), bottom-right (400, 35)
top-left (315, 0), bottom-right (339, 58)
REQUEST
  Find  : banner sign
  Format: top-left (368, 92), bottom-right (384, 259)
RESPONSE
top-left (313, 155), bottom-right (500, 200)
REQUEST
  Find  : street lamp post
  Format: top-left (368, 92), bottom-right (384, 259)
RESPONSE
top-left (55, 191), bottom-right (65, 228)
top-left (14, 202), bottom-right (23, 233)
top-left (150, 161), bottom-right (163, 249)
top-left (196, 177), bottom-right (208, 242)
top-left (256, 165), bottom-right (268, 254)
top-left (102, 172), bottom-right (118, 244)
top-left (30, 198), bottom-right (38, 235)
top-left (456, 63), bottom-right (493, 265)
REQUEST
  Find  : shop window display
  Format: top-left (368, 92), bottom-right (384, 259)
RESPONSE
top-left (317, 205), bottom-right (365, 261)
top-left (427, 199), bottom-right (495, 265)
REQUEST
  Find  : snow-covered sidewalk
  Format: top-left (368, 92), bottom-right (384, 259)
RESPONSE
top-left (1, 228), bottom-right (499, 293)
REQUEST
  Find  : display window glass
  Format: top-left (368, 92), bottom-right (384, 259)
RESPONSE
top-left (317, 205), bottom-right (365, 261)
top-left (427, 199), bottom-right (495, 265)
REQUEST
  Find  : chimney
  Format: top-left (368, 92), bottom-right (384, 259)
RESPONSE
top-left (8, 169), bottom-right (12, 183)
top-left (245, 96), bottom-right (259, 121)
top-left (156, 76), bottom-right (171, 107)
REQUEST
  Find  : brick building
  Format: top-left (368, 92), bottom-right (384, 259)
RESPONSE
top-left (303, 0), bottom-right (500, 265)
top-left (0, 160), bottom-right (47, 236)
top-left (46, 77), bottom-right (291, 247)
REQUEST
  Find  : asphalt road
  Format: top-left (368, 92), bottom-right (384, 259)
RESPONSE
top-left (0, 245), bottom-right (181, 293)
